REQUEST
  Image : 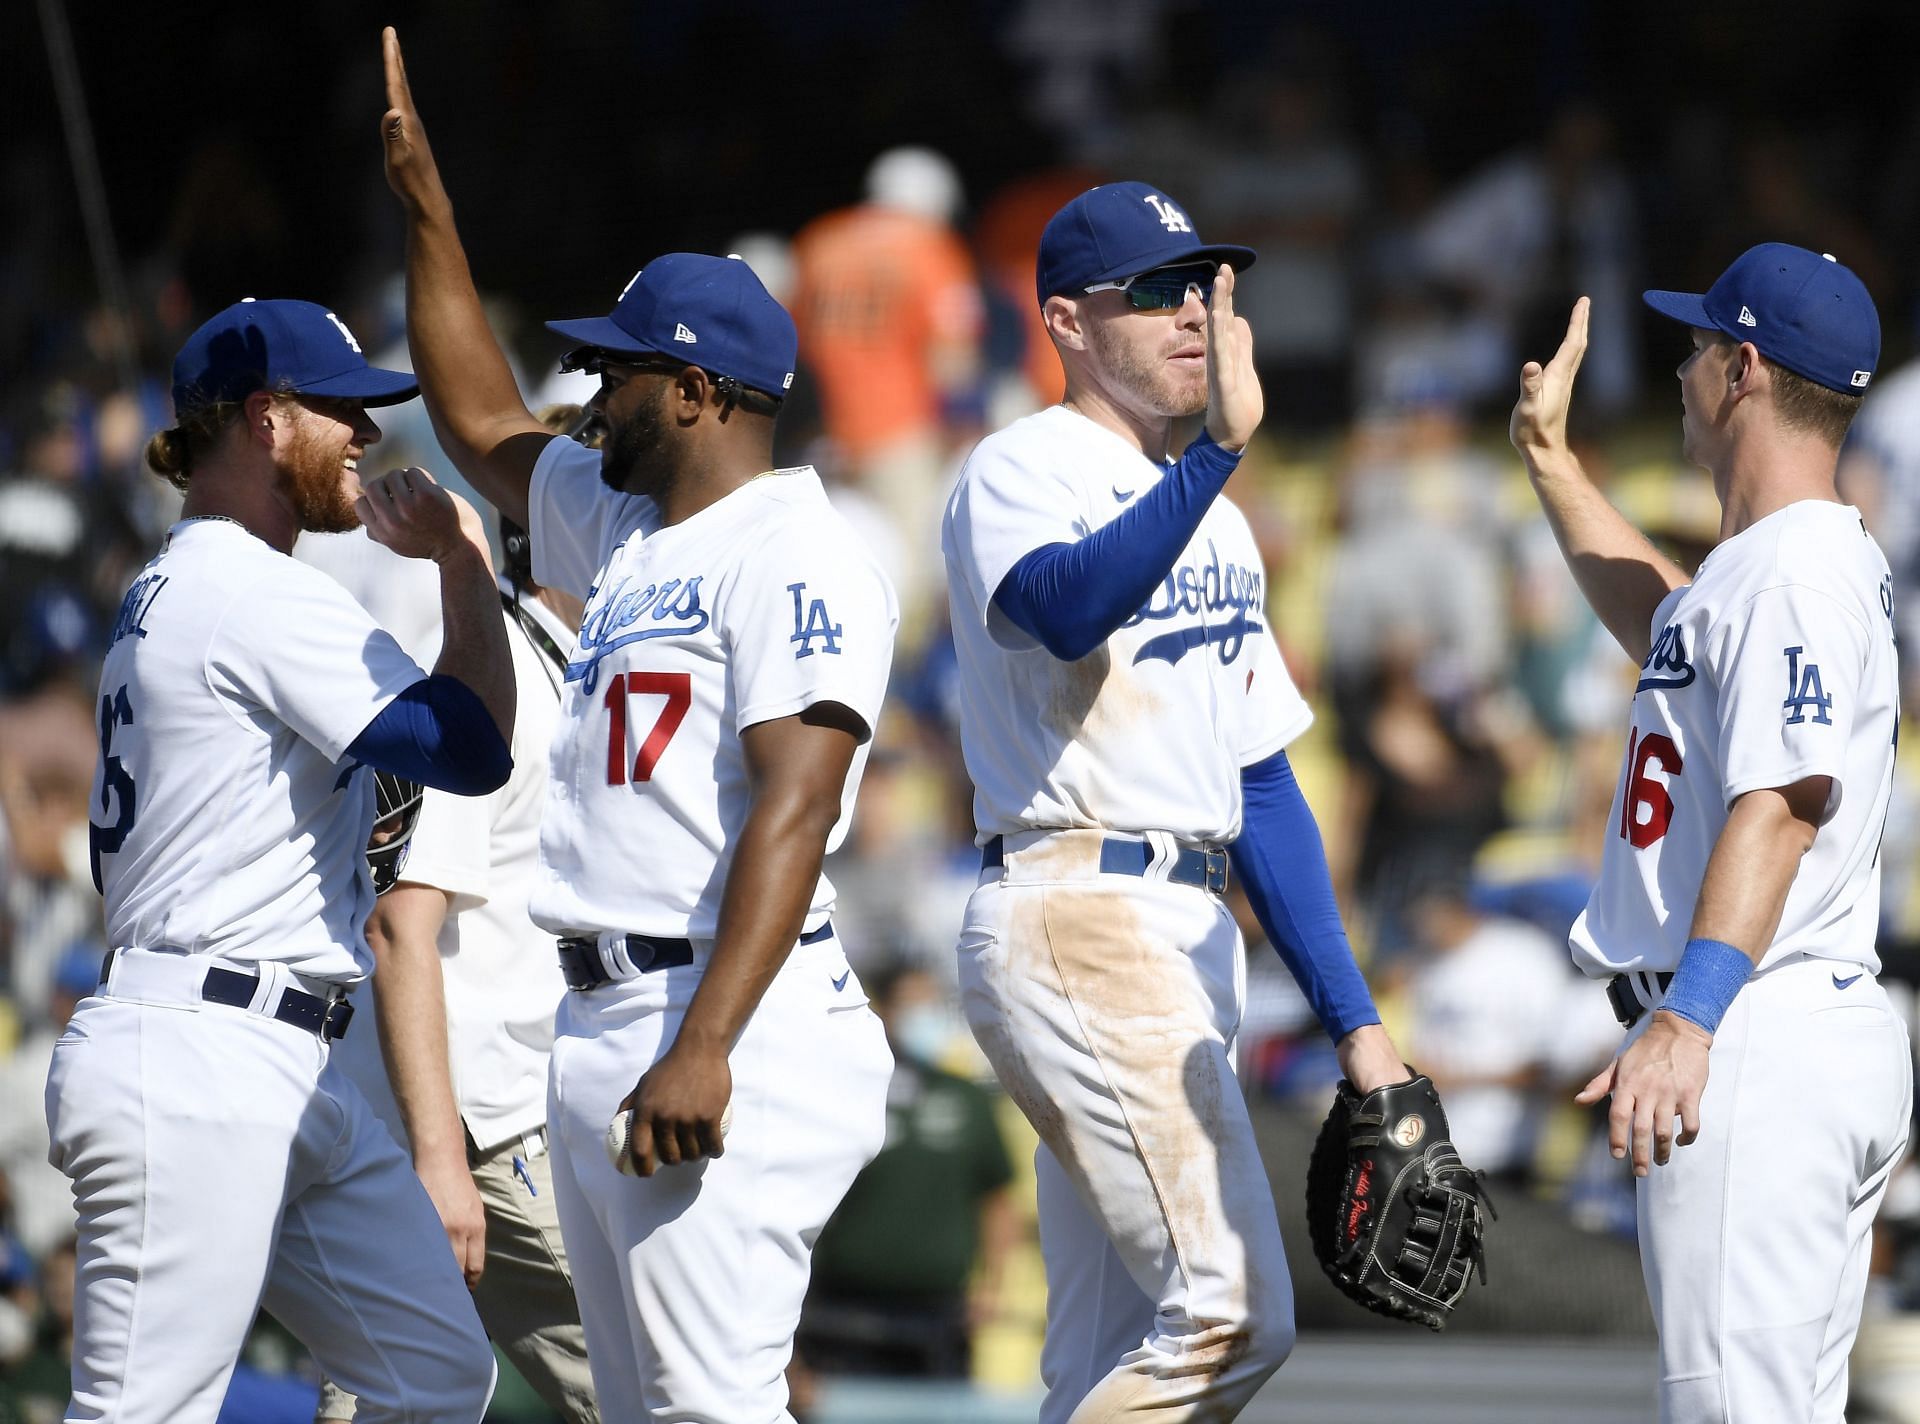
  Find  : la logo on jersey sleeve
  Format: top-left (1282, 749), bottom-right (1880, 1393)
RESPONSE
top-left (1783, 646), bottom-right (1834, 726)
top-left (788, 582), bottom-right (843, 658)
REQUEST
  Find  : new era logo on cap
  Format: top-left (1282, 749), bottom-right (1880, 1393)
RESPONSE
top-left (1737, 306), bottom-right (1757, 327)
top-left (1854, 370), bottom-right (1872, 388)
top-left (673, 323), bottom-right (698, 344)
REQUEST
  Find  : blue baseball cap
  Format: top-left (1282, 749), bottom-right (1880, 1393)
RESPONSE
top-left (170, 299), bottom-right (418, 415)
top-left (1036, 181), bottom-right (1255, 306)
top-left (1643, 243), bottom-right (1880, 395)
top-left (546, 253), bottom-right (797, 399)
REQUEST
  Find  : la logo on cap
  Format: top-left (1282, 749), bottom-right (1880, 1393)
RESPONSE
top-left (1143, 194), bottom-right (1192, 234)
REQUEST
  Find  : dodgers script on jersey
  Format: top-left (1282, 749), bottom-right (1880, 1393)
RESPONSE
top-left (942, 405), bottom-right (1311, 843)
top-left (91, 520), bottom-right (425, 980)
top-left (1573, 501), bottom-right (1899, 977)
top-left (525, 436), bottom-right (897, 939)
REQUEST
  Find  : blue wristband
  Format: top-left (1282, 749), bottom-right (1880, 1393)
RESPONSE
top-left (1659, 937), bottom-right (1754, 1035)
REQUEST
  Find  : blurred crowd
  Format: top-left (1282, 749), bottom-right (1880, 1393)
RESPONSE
top-left (12, 1), bottom-right (1920, 1416)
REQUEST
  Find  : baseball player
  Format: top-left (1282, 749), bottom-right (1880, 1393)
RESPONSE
top-left (1511, 250), bottom-right (1913, 1420)
top-left (378, 29), bottom-right (897, 1422)
top-left (51, 297), bottom-right (517, 1422)
top-left (302, 516), bottom-right (597, 1424)
top-left (942, 182), bottom-right (1413, 1419)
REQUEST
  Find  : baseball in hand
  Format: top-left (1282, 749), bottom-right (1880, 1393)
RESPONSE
top-left (605, 1103), bottom-right (731, 1176)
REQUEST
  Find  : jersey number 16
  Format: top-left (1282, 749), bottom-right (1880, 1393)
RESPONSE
top-left (1620, 729), bottom-right (1682, 848)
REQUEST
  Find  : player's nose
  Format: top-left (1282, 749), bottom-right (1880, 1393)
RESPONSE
top-left (358, 412), bottom-right (384, 446)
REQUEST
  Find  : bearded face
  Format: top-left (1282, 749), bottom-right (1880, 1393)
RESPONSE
top-left (276, 401), bottom-right (365, 534)
top-left (599, 380), bottom-right (676, 498)
top-left (1083, 306), bottom-right (1209, 420)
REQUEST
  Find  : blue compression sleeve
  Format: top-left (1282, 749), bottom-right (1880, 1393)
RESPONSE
top-left (347, 675), bottom-right (511, 796)
top-left (991, 430), bottom-right (1242, 660)
top-left (1230, 750), bottom-right (1381, 1042)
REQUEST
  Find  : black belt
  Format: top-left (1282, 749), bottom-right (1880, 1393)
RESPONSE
top-left (99, 949), bottom-right (354, 1042)
top-left (1606, 971), bottom-right (1674, 1030)
top-left (981, 834), bottom-right (1229, 895)
top-left (557, 922), bottom-right (835, 992)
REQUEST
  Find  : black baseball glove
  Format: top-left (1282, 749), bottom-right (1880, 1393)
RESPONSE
top-left (365, 768), bottom-right (424, 896)
top-left (1305, 1070), bottom-right (1491, 1330)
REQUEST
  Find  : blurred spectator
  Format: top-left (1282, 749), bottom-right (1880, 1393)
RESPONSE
top-left (1838, 355), bottom-right (1920, 704)
top-left (0, 941), bottom-right (98, 1259)
top-left (0, 681), bottom-right (102, 1020)
top-left (1361, 102), bottom-right (1638, 418)
top-left (791, 147), bottom-right (986, 638)
top-left (1397, 877), bottom-right (1583, 1184)
top-left (0, 1234), bottom-right (71, 1421)
top-left (973, 167), bottom-right (1104, 411)
top-left (1199, 32), bottom-right (1364, 430)
top-left (800, 963), bottom-right (1016, 1379)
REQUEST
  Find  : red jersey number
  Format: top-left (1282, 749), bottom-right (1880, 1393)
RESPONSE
top-left (1620, 729), bottom-right (1682, 848)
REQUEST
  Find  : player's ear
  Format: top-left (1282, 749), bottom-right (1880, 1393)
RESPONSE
top-left (243, 390), bottom-right (279, 448)
top-left (1730, 340), bottom-right (1763, 399)
top-left (1043, 294), bottom-right (1088, 353)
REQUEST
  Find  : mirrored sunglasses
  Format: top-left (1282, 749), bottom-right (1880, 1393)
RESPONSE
top-left (1084, 261), bottom-right (1218, 311)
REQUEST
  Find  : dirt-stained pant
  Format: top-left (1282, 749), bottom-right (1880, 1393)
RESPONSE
top-left (957, 830), bottom-right (1295, 1423)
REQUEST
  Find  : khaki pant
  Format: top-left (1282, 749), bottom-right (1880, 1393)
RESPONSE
top-left (316, 1128), bottom-right (598, 1423)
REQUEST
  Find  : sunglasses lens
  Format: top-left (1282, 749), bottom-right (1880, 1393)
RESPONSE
top-left (1126, 266), bottom-right (1215, 310)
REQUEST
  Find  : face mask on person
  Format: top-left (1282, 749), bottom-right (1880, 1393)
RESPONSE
top-left (892, 1004), bottom-right (954, 1065)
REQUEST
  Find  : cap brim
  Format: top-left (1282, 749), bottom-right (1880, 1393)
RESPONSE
top-left (298, 365), bottom-right (420, 408)
top-left (544, 316), bottom-right (660, 357)
top-left (1642, 289), bottom-right (1714, 330)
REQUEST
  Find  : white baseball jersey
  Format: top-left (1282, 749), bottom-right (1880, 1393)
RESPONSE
top-left (1572, 500), bottom-right (1899, 977)
top-left (329, 583), bottom-right (573, 1153)
top-left (90, 518), bottom-right (424, 981)
top-left (942, 405), bottom-right (1311, 844)
top-left (525, 436), bottom-right (897, 939)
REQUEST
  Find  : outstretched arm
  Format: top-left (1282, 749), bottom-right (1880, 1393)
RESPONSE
top-left (1230, 750), bottom-right (1405, 1091)
top-left (1510, 298), bottom-right (1688, 663)
top-left (381, 26), bottom-right (549, 528)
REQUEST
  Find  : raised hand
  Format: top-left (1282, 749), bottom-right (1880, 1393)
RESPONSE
top-left (1204, 264), bottom-right (1262, 453)
top-left (1510, 296), bottom-right (1590, 463)
top-left (381, 27), bottom-right (449, 218)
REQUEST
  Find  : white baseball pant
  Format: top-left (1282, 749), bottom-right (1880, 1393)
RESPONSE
top-left (1629, 955), bottom-right (1913, 1422)
top-left (545, 934), bottom-right (892, 1423)
top-left (44, 952), bottom-right (495, 1424)
top-left (957, 830), bottom-right (1295, 1422)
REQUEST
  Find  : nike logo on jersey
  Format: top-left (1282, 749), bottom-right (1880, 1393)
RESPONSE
top-left (568, 574), bottom-right (710, 694)
top-left (1833, 971), bottom-right (1864, 990)
top-left (1122, 540), bottom-right (1264, 665)
top-left (831, 970), bottom-right (851, 992)
top-left (1636, 623), bottom-right (1696, 692)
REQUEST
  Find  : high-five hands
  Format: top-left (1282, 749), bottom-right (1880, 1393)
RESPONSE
top-left (1204, 265), bottom-right (1262, 453)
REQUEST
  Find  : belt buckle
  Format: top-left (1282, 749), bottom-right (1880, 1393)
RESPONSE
top-left (1203, 848), bottom-right (1228, 895)
top-left (321, 998), bottom-right (354, 1042)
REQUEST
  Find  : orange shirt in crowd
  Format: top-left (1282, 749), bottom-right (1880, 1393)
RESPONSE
top-left (974, 168), bottom-right (1105, 408)
top-left (791, 206), bottom-right (983, 461)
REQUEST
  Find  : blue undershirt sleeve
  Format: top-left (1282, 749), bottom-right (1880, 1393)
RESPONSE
top-left (346, 675), bottom-right (512, 797)
top-left (991, 430), bottom-right (1241, 660)
top-left (1229, 749), bottom-right (1381, 1042)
